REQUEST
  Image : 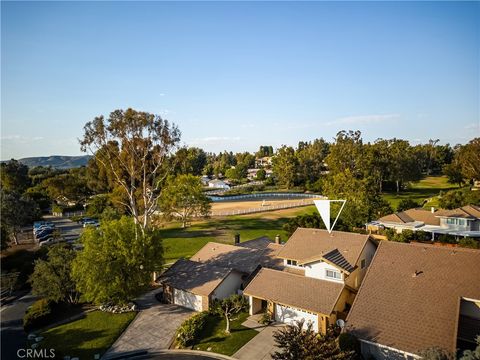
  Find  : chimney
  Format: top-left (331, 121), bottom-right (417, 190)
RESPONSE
top-left (234, 234), bottom-right (240, 245)
top-left (275, 234), bottom-right (281, 244)
top-left (431, 207), bottom-right (435, 213)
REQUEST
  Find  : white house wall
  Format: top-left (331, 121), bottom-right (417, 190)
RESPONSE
top-left (304, 261), bottom-right (344, 283)
top-left (212, 272), bottom-right (243, 300)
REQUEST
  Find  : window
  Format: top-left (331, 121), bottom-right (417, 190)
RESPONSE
top-left (447, 218), bottom-right (455, 225)
top-left (458, 219), bottom-right (465, 226)
top-left (326, 269), bottom-right (342, 280)
top-left (287, 259), bottom-right (292, 265)
top-left (292, 260), bottom-right (298, 266)
top-left (361, 259), bottom-right (366, 269)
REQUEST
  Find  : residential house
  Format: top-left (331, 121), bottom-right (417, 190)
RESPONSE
top-left (159, 237), bottom-right (283, 311)
top-left (200, 175), bottom-right (210, 186)
top-left (255, 156), bottom-right (272, 168)
top-left (208, 179), bottom-right (230, 189)
top-left (244, 228), bottom-right (377, 334)
top-left (346, 241), bottom-right (480, 359)
top-left (370, 205), bottom-right (480, 238)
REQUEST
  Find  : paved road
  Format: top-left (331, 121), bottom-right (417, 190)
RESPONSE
top-left (0, 294), bottom-right (37, 360)
top-left (104, 290), bottom-right (194, 358)
top-left (44, 215), bottom-right (83, 243)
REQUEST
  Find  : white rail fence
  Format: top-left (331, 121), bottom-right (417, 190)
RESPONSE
top-left (208, 192), bottom-right (323, 202)
top-left (209, 196), bottom-right (325, 217)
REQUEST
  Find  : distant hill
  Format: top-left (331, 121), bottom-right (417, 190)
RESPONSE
top-left (16, 155), bottom-right (92, 169)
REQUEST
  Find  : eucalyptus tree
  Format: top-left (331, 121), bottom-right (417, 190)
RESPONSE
top-left (80, 108), bottom-right (181, 231)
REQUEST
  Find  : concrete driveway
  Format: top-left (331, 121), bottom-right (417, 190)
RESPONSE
top-left (104, 290), bottom-right (194, 358)
top-left (233, 324), bottom-right (284, 360)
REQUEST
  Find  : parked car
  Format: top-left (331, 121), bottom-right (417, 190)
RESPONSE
top-left (36, 232), bottom-right (55, 242)
top-left (34, 225), bottom-right (54, 235)
top-left (35, 228), bottom-right (54, 239)
top-left (39, 238), bottom-right (63, 247)
top-left (83, 220), bottom-right (99, 228)
top-left (78, 217), bottom-right (95, 225)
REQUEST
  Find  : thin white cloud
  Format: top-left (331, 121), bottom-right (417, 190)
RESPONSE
top-left (1, 135), bottom-right (44, 141)
top-left (325, 113), bottom-right (400, 126)
top-left (188, 136), bottom-right (242, 146)
top-left (464, 122), bottom-right (480, 130)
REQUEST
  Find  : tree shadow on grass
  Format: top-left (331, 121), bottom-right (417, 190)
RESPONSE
top-left (40, 327), bottom-right (109, 359)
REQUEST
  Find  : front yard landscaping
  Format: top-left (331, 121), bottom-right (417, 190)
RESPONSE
top-left (37, 310), bottom-right (137, 359)
top-left (185, 311), bottom-right (258, 356)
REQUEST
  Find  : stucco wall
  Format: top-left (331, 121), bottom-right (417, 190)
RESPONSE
top-left (212, 271), bottom-right (243, 300)
top-left (304, 261), bottom-right (344, 283)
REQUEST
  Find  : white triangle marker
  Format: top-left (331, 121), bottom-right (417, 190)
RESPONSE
top-left (313, 199), bottom-right (346, 234)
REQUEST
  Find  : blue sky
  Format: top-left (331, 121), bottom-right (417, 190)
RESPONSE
top-left (1, 1), bottom-right (479, 160)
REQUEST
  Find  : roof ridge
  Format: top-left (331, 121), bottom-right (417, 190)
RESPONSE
top-left (295, 227), bottom-right (369, 238)
top-left (385, 240), bottom-right (480, 253)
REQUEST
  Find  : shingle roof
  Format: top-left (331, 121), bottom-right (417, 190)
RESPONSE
top-left (244, 267), bottom-right (344, 315)
top-left (276, 228), bottom-right (370, 271)
top-left (159, 259), bottom-right (234, 296)
top-left (435, 205), bottom-right (480, 219)
top-left (346, 241), bottom-right (480, 355)
top-left (379, 208), bottom-right (440, 226)
top-left (191, 239), bottom-right (282, 274)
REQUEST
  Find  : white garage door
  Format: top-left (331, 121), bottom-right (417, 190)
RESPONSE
top-left (275, 304), bottom-right (318, 331)
top-left (174, 289), bottom-right (203, 311)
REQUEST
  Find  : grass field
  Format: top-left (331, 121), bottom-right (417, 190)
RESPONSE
top-left (39, 311), bottom-right (137, 359)
top-left (382, 176), bottom-right (457, 210)
top-left (160, 205), bottom-right (316, 263)
top-left (192, 311), bottom-right (258, 356)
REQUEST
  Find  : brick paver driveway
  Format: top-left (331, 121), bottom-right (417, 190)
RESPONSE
top-left (104, 290), bottom-right (194, 357)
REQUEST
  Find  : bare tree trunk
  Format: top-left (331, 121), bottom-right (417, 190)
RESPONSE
top-left (225, 315), bottom-right (230, 334)
top-left (396, 180), bottom-right (400, 194)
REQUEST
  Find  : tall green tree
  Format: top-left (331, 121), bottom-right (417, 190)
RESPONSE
top-left (457, 138), bottom-right (480, 183)
top-left (72, 217), bottom-right (162, 305)
top-left (173, 147), bottom-right (207, 176)
top-left (1, 190), bottom-right (40, 245)
top-left (272, 145), bottom-right (298, 189)
top-left (80, 108), bottom-right (181, 231)
top-left (388, 139), bottom-right (421, 193)
top-left (325, 130), bottom-right (364, 177)
top-left (29, 245), bottom-right (79, 304)
top-left (0, 159), bottom-right (31, 193)
top-left (159, 175), bottom-right (211, 228)
top-left (296, 139), bottom-right (329, 187)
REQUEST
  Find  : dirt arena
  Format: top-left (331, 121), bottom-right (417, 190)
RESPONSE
top-left (210, 195), bottom-right (322, 215)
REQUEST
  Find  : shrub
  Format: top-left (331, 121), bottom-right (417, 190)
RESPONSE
top-left (338, 332), bottom-right (359, 352)
top-left (176, 312), bottom-right (209, 347)
top-left (414, 230), bottom-right (431, 242)
top-left (438, 234), bottom-right (457, 244)
top-left (259, 312), bottom-right (273, 325)
top-left (459, 237), bottom-right (480, 249)
top-left (23, 299), bottom-right (52, 331)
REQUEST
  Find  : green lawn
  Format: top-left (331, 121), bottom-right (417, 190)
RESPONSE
top-left (38, 311), bottom-right (137, 359)
top-left (192, 311), bottom-right (258, 356)
top-left (161, 205), bottom-right (316, 263)
top-left (382, 176), bottom-right (458, 210)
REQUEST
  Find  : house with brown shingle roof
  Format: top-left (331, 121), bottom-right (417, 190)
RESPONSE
top-left (158, 236), bottom-right (283, 311)
top-left (346, 241), bottom-right (480, 359)
top-left (371, 205), bottom-right (480, 239)
top-left (243, 228), bottom-right (377, 334)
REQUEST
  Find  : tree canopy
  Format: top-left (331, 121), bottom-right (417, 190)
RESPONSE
top-left (72, 217), bottom-right (162, 305)
top-left (80, 108), bottom-right (181, 230)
